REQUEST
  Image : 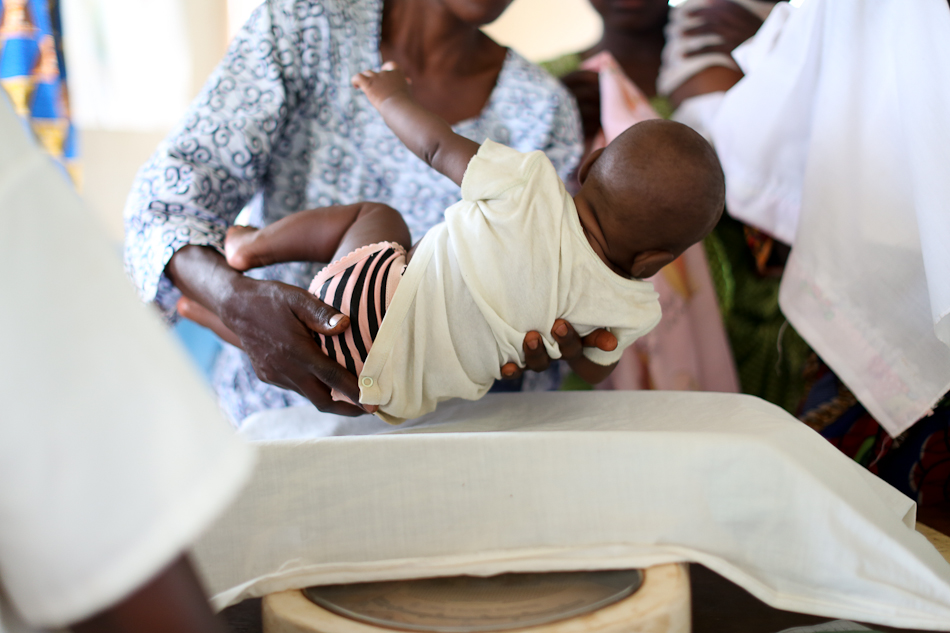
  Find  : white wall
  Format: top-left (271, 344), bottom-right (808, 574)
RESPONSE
top-left (65, 0), bottom-right (229, 241)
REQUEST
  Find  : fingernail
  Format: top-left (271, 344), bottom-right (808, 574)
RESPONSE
top-left (554, 323), bottom-right (568, 337)
top-left (527, 338), bottom-right (539, 350)
top-left (329, 314), bottom-right (344, 327)
top-left (503, 367), bottom-right (515, 377)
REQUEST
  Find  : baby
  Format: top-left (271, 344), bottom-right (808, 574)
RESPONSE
top-left (224, 63), bottom-right (725, 423)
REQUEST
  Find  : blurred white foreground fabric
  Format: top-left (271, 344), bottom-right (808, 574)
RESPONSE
top-left (711, 0), bottom-right (950, 435)
top-left (0, 92), bottom-right (254, 632)
top-left (194, 392), bottom-right (950, 630)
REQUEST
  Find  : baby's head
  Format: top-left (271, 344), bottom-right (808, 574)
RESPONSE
top-left (574, 119), bottom-right (725, 279)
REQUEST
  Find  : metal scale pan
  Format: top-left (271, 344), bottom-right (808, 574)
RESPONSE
top-left (263, 564), bottom-right (691, 633)
top-left (303, 570), bottom-right (644, 632)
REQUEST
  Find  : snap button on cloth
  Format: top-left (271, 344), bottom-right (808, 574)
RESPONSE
top-left (360, 376), bottom-right (374, 388)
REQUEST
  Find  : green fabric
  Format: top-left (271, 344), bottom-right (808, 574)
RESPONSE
top-left (560, 371), bottom-right (595, 391)
top-left (540, 53), bottom-right (583, 79)
top-left (705, 216), bottom-right (811, 413)
top-left (650, 95), bottom-right (674, 121)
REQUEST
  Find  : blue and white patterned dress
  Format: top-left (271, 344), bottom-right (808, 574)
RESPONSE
top-left (124, 0), bottom-right (582, 424)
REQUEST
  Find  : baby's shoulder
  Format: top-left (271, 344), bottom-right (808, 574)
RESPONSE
top-left (461, 141), bottom-right (555, 201)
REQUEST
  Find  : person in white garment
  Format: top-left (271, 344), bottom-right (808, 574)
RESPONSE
top-left (0, 90), bottom-right (255, 632)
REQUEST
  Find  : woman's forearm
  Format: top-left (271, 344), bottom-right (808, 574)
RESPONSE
top-left (669, 66), bottom-right (743, 110)
top-left (165, 244), bottom-right (368, 414)
top-left (164, 245), bottom-right (245, 317)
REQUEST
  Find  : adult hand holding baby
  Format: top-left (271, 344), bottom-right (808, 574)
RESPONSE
top-left (502, 322), bottom-right (618, 384)
top-left (167, 245), bottom-right (373, 416)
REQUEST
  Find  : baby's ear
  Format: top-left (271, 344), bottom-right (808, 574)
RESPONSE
top-left (631, 250), bottom-right (675, 279)
top-left (577, 148), bottom-right (605, 185)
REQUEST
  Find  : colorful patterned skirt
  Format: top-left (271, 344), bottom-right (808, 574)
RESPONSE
top-left (0, 0), bottom-right (79, 183)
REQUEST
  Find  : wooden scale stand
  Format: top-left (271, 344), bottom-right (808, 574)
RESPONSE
top-left (263, 564), bottom-right (690, 633)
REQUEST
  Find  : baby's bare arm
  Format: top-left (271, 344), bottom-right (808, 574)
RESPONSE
top-left (352, 63), bottom-right (479, 187)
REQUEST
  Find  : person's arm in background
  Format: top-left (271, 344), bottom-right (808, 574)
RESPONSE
top-left (669, 65), bottom-right (744, 109)
top-left (124, 3), bottom-right (366, 414)
top-left (668, 0), bottom-right (768, 109)
top-left (558, 69), bottom-right (602, 154)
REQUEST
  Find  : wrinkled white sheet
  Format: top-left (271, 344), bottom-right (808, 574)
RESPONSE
top-left (711, 0), bottom-right (950, 435)
top-left (193, 392), bottom-right (950, 630)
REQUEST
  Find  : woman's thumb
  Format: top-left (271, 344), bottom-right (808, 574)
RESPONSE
top-left (297, 293), bottom-right (350, 335)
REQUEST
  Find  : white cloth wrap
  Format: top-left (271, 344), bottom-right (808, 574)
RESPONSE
top-left (710, 0), bottom-right (950, 435)
top-left (195, 391), bottom-right (950, 630)
top-left (0, 92), bottom-right (254, 632)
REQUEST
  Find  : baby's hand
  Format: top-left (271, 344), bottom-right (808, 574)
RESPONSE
top-left (352, 62), bottom-right (412, 110)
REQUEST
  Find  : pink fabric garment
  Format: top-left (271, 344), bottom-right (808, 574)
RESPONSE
top-left (582, 52), bottom-right (662, 143)
top-left (309, 242), bottom-right (407, 404)
top-left (584, 52), bottom-right (739, 393)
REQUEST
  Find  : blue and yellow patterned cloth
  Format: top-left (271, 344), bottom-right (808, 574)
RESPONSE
top-left (0, 0), bottom-right (79, 185)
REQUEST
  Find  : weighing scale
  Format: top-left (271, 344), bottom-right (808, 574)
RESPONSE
top-left (263, 564), bottom-right (690, 633)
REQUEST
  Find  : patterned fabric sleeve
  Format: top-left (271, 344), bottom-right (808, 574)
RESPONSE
top-left (541, 86), bottom-right (583, 186)
top-left (123, 2), bottom-right (314, 317)
top-left (515, 59), bottom-right (583, 186)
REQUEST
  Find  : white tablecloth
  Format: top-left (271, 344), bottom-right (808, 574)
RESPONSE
top-left (194, 392), bottom-right (950, 630)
